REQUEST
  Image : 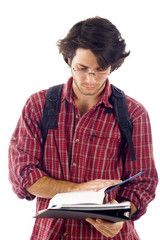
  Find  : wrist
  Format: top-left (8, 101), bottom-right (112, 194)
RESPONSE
top-left (121, 200), bottom-right (137, 216)
top-left (130, 201), bottom-right (137, 216)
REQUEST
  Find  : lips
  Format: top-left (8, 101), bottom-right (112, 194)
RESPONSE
top-left (84, 85), bottom-right (96, 90)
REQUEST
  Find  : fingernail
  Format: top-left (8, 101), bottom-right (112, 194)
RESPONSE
top-left (86, 218), bottom-right (91, 223)
top-left (96, 219), bottom-right (101, 223)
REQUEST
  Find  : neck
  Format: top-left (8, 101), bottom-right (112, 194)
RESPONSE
top-left (73, 88), bottom-right (103, 116)
top-left (74, 96), bottom-right (98, 116)
top-left (72, 78), bottom-right (107, 115)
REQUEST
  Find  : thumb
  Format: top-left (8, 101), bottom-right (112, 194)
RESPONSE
top-left (104, 194), bottom-right (108, 204)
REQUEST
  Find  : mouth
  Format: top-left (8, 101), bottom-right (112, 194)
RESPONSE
top-left (83, 85), bottom-right (96, 90)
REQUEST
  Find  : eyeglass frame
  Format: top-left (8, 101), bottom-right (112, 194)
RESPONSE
top-left (72, 67), bottom-right (110, 80)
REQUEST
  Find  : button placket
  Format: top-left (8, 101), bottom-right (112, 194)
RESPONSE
top-left (75, 108), bottom-right (80, 125)
top-left (71, 132), bottom-right (80, 174)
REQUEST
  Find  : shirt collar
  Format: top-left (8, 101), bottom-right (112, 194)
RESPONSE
top-left (61, 77), bottom-right (74, 103)
top-left (97, 79), bottom-right (113, 108)
top-left (61, 77), bottom-right (113, 109)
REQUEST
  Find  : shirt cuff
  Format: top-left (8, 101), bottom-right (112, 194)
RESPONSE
top-left (21, 168), bottom-right (48, 200)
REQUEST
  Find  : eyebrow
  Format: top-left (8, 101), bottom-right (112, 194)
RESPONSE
top-left (76, 63), bottom-right (102, 70)
top-left (76, 63), bottom-right (88, 68)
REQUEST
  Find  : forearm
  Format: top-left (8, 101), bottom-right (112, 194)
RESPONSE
top-left (26, 176), bottom-right (78, 199)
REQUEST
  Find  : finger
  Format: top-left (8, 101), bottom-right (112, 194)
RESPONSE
top-left (86, 218), bottom-right (112, 232)
top-left (86, 217), bottom-right (124, 238)
top-left (94, 179), bottom-right (122, 191)
top-left (109, 199), bottom-right (118, 204)
top-left (86, 218), bottom-right (111, 237)
top-left (95, 219), bottom-right (124, 237)
top-left (86, 218), bottom-right (97, 225)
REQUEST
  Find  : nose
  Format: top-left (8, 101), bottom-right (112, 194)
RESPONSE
top-left (86, 73), bottom-right (96, 83)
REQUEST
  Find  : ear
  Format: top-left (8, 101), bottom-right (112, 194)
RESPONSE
top-left (108, 66), bottom-right (111, 75)
top-left (68, 58), bottom-right (71, 66)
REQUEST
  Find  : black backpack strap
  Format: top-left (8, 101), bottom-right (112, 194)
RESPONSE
top-left (41, 84), bottom-right (64, 145)
top-left (110, 84), bottom-right (136, 162)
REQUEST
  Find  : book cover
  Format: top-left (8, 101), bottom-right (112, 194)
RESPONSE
top-left (34, 202), bottom-right (131, 223)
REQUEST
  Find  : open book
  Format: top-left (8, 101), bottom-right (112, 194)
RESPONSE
top-left (34, 171), bottom-right (145, 222)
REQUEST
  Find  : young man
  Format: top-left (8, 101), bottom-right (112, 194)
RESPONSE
top-left (9, 17), bottom-right (158, 239)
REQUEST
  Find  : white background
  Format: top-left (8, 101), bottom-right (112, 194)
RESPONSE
top-left (0, 0), bottom-right (159, 239)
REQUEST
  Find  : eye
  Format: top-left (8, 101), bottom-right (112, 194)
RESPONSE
top-left (96, 67), bottom-right (104, 72)
top-left (78, 67), bottom-right (88, 71)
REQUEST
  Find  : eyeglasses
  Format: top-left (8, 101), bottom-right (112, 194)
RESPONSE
top-left (72, 68), bottom-right (109, 81)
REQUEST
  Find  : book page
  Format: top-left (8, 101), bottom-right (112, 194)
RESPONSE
top-left (49, 191), bottom-right (105, 208)
top-left (50, 201), bottom-right (131, 210)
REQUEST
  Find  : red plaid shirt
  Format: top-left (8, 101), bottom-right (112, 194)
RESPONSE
top-left (9, 77), bottom-right (158, 240)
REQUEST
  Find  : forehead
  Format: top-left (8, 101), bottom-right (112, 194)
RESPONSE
top-left (72, 48), bottom-right (100, 68)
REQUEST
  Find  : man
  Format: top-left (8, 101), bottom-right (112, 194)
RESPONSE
top-left (9, 17), bottom-right (158, 239)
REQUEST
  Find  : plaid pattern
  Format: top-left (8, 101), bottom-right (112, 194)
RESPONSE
top-left (9, 77), bottom-right (158, 240)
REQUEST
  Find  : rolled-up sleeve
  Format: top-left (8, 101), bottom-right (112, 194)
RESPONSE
top-left (8, 92), bottom-right (48, 200)
top-left (117, 107), bottom-right (158, 220)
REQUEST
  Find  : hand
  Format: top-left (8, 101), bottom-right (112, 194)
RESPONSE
top-left (86, 200), bottom-right (124, 238)
top-left (74, 179), bottom-right (122, 192)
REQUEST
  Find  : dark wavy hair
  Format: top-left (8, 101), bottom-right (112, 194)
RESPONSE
top-left (57, 17), bottom-right (130, 72)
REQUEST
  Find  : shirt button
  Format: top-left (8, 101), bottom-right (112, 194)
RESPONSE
top-left (73, 162), bottom-right (77, 167)
top-left (76, 114), bottom-right (79, 119)
top-left (63, 232), bottom-right (68, 237)
top-left (12, 137), bottom-right (17, 141)
top-left (75, 139), bottom-right (79, 143)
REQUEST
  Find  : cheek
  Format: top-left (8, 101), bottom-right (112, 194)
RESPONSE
top-left (73, 77), bottom-right (85, 87)
top-left (97, 80), bottom-right (107, 90)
